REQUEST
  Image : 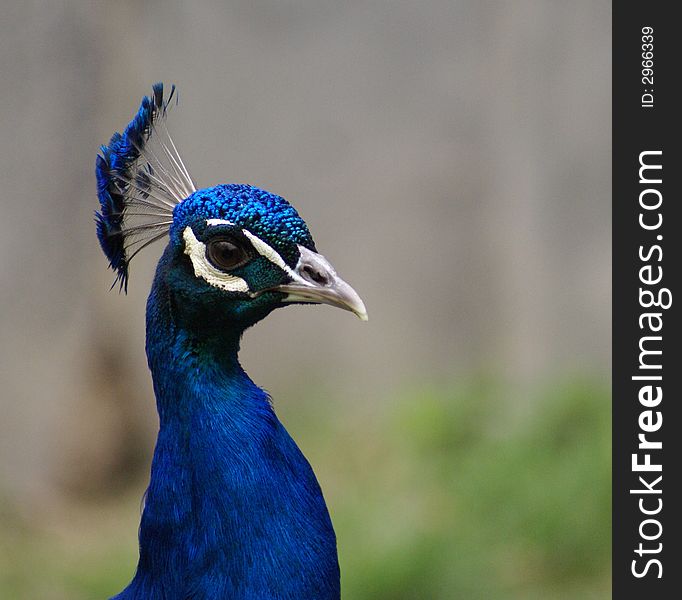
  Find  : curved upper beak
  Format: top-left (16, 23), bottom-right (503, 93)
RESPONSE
top-left (271, 246), bottom-right (368, 321)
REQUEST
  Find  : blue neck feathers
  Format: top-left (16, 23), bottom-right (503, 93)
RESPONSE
top-left (113, 251), bottom-right (340, 600)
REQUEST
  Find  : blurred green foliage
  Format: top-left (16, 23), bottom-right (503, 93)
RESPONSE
top-left (0, 378), bottom-right (610, 599)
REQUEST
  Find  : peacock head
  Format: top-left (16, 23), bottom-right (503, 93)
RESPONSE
top-left (164, 183), bottom-right (367, 330)
top-left (95, 84), bottom-right (366, 332)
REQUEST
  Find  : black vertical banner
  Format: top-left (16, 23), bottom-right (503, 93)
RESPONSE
top-left (613, 3), bottom-right (681, 597)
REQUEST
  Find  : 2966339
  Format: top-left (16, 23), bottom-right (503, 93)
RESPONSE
top-left (641, 26), bottom-right (654, 108)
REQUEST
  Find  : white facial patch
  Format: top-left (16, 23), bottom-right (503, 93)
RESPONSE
top-left (183, 219), bottom-right (315, 294)
top-left (207, 219), bottom-right (312, 287)
top-left (240, 230), bottom-right (299, 280)
top-left (182, 227), bottom-right (250, 293)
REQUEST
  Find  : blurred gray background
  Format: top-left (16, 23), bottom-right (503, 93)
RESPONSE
top-left (1, 1), bottom-right (610, 598)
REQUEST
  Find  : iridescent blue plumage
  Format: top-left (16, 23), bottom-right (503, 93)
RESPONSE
top-left (173, 184), bottom-right (316, 264)
top-left (96, 85), bottom-right (366, 600)
top-left (96, 83), bottom-right (182, 291)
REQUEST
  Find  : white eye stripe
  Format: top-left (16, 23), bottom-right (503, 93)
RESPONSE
top-left (240, 230), bottom-right (297, 279)
top-left (206, 218), bottom-right (235, 227)
top-left (204, 219), bottom-right (312, 287)
top-left (182, 227), bottom-right (250, 293)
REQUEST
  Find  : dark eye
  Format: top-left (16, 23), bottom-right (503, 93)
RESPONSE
top-left (206, 238), bottom-right (249, 271)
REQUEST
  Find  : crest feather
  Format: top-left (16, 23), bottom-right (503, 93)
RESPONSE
top-left (95, 83), bottom-right (195, 291)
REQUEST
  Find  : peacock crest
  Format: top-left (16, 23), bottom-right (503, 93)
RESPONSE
top-left (95, 83), bottom-right (195, 291)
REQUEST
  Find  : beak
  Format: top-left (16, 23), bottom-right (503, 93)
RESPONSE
top-left (270, 246), bottom-right (368, 321)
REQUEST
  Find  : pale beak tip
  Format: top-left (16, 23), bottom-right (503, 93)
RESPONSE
top-left (350, 297), bottom-right (368, 322)
top-left (276, 246), bottom-right (369, 322)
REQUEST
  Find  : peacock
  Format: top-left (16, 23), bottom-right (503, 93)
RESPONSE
top-left (95, 83), bottom-right (367, 600)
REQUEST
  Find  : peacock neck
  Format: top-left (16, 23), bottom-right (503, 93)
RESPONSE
top-left (120, 264), bottom-right (340, 599)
